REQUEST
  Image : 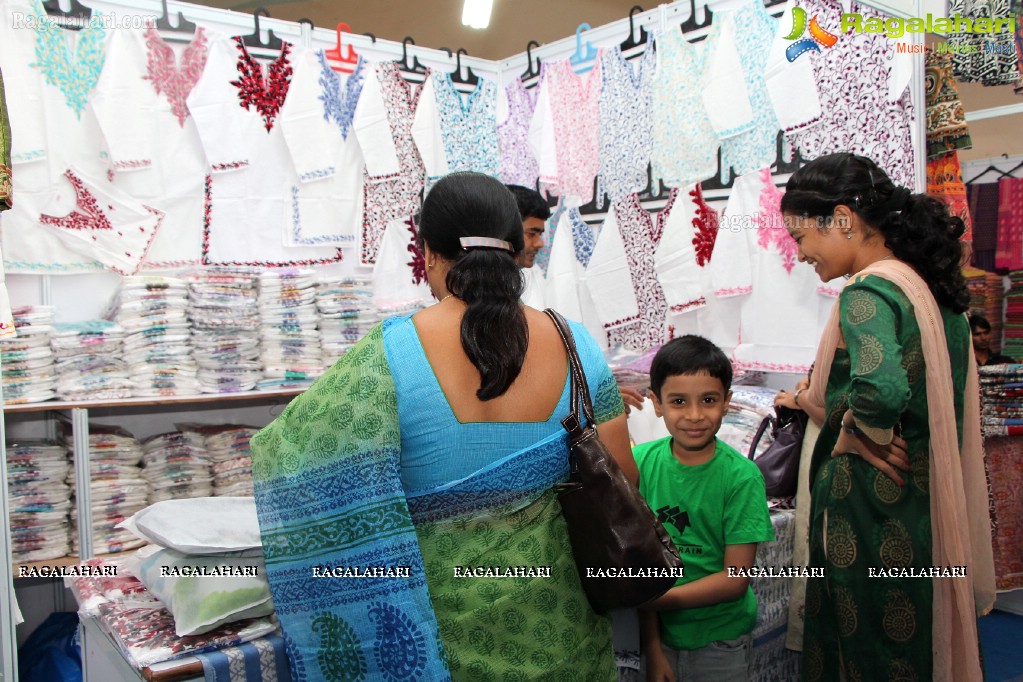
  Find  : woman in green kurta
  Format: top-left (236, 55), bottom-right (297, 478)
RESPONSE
top-left (780, 153), bottom-right (993, 681)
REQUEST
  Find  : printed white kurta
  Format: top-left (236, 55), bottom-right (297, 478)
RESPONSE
top-left (186, 36), bottom-right (341, 267)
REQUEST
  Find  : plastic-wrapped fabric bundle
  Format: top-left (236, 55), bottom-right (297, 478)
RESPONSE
top-left (315, 276), bottom-right (378, 362)
top-left (185, 269), bottom-right (262, 393)
top-left (141, 431), bottom-right (212, 504)
top-left (256, 269), bottom-right (322, 390)
top-left (1, 306), bottom-right (57, 403)
top-left (51, 320), bottom-right (131, 401)
top-left (7, 440), bottom-right (71, 562)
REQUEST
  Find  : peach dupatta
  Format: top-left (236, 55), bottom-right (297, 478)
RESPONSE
top-left (804, 259), bottom-right (994, 682)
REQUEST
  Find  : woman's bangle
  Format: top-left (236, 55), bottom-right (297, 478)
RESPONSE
top-left (793, 388), bottom-right (804, 409)
top-left (842, 419), bottom-right (864, 436)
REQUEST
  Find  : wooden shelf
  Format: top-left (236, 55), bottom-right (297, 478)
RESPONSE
top-left (2, 388), bottom-right (304, 413)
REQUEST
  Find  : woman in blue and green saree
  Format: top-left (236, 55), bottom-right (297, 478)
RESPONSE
top-left (250, 172), bottom-right (636, 681)
top-left (781, 153), bottom-right (995, 682)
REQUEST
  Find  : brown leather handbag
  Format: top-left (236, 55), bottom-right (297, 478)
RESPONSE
top-left (544, 309), bottom-right (684, 614)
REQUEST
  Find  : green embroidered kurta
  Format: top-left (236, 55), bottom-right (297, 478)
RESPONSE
top-left (0, 66), bottom-right (12, 211)
top-left (802, 275), bottom-right (969, 682)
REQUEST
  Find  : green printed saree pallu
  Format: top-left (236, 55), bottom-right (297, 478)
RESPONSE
top-left (251, 321), bottom-right (615, 681)
top-left (1, 66), bottom-right (12, 211)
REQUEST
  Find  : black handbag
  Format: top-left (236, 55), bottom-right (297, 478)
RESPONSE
top-left (544, 309), bottom-right (684, 614)
top-left (747, 405), bottom-right (808, 498)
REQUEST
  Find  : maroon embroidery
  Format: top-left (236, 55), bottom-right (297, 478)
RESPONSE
top-left (754, 168), bottom-right (797, 273)
top-left (690, 184), bottom-right (719, 267)
top-left (229, 38), bottom-right (293, 132)
top-left (360, 62), bottom-right (427, 265)
top-left (143, 28), bottom-right (209, 127)
top-left (40, 170), bottom-right (113, 231)
top-left (405, 216), bottom-right (426, 285)
top-left (211, 161), bottom-right (249, 171)
top-left (605, 192), bottom-right (674, 352)
top-left (112, 159), bottom-right (152, 171)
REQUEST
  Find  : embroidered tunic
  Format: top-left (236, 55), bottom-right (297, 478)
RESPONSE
top-left (596, 42), bottom-right (655, 209)
top-left (653, 183), bottom-right (719, 317)
top-left (0, 0), bottom-right (110, 272)
top-left (497, 78), bottom-right (538, 188)
top-left (92, 27), bottom-right (209, 269)
top-left (587, 194), bottom-right (671, 351)
top-left (650, 28), bottom-right (719, 191)
top-left (187, 36), bottom-right (341, 267)
top-left (763, 0), bottom-right (822, 136)
top-left (545, 209), bottom-right (605, 346)
top-left (786, 0), bottom-right (916, 189)
top-left (279, 50), bottom-right (366, 247)
top-left (419, 74), bottom-right (499, 178)
top-left (352, 61), bottom-right (427, 265)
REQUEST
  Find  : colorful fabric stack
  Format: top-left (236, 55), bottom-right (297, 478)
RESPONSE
top-left (66, 425), bottom-right (148, 555)
top-left (979, 364), bottom-right (1023, 437)
top-left (1, 305), bottom-right (56, 403)
top-left (1002, 271), bottom-right (1023, 359)
top-left (986, 272), bottom-right (1006, 353)
top-left (51, 320), bottom-right (132, 401)
top-left (315, 276), bottom-right (378, 363)
top-left (141, 431), bottom-right (213, 503)
top-left (110, 276), bottom-right (197, 397)
top-left (257, 269), bottom-right (322, 390)
top-left (191, 424), bottom-right (259, 497)
top-left (7, 440), bottom-right (71, 562)
top-left (186, 269), bottom-right (262, 393)
top-left (723, 386), bottom-right (779, 458)
top-left (982, 435), bottom-right (1023, 591)
top-left (965, 267), bottom-right (989, 315)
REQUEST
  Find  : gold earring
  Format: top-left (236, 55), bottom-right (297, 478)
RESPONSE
top-left (845, 231), bottom-right (853, 240)
top-left (427, 260), bottom-right (435, 269)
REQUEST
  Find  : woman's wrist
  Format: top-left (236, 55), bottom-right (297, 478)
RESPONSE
top-left (841, 413), bottom-right (863, 436)
top-left (793, 388), bottom-right (805, 409)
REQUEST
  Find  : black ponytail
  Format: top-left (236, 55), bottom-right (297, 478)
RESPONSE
top-left (418, 173), bottom-right (527, 400)
top-left (780, 153), bottom-right (969, 314)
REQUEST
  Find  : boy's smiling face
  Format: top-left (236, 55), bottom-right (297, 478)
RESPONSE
top-left (651, 371), bottom-right (731, 464)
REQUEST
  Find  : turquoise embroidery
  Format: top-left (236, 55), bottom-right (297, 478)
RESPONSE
top-left (30, 5), bottom-right (108, 118)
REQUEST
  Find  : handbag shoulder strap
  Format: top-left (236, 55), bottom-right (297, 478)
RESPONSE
top-left (748, 413), bottom-right (775, 460)
top-left (543, 309), bottom-right (596, 432)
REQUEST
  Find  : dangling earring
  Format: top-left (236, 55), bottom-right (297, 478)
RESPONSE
top-left (845, 231), bottom-right (853, 240)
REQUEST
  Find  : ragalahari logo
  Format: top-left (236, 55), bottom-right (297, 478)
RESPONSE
top-left (785, 6), bottom-right (839, 62)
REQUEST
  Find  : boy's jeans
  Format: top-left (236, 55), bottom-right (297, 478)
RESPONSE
top-left (652, 633), bottom-right (752, 682)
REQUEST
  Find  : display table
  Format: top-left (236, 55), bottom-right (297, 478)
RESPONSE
top-left (80, 615), bottom-right (202, 682)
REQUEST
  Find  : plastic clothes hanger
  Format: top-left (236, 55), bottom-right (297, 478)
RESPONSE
top-left (619, 6), bottom-right (648, 52)
top-left (521, 40), bottom-right (541, 80)
top-left (325, 23), bottom-right (359, 73)
top-left (451, 48), bottom-right (479, 86)
top-left (397, 36), bottom-right (427, 75)
top-left (42, 0), bottom-right (92, 30)
top-left (570, 23), bottom-right (599, 74)
top-left (241, 7), bottom-right (284, 51)
top-left (155, 0), bottom-right (196, 35)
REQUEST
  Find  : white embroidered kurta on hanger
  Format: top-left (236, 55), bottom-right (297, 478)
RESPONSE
top-left (587, 194), bottom-right (671, 351)
top-left (279, 51), bottom-right (366, 248)
top-left (497, 78), bottom-right (538, 188)
top-left (186, 36), bottom-right (341, 267)
top-left (371, 216), bottom-right (431, 308)
top-left (527, 69), bottom-right (559, 197)
top-left (764, 0), bottom-right (823, 135)
top-left (650, 28), bottom-right (719, 191)
top-left (92, 26), bottom-right (209, 269)
top-left (0, 0), bottom-right (109, 272)
top-left (414, 73), bottom-right (499, 181)
top-left (352, 61), bottom-right (427, 265)
top-left (654, 183), bottom-right (720, 317)
top-left (544, 208), bottom-right (605, 346)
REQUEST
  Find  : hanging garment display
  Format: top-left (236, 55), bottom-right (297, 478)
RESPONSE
top-left (653, 183), bottom-right (720, 317)
top-left (0, 0), bottom-right (111, 273)
top-left (186, 36), bottom-right (342, 267)
top-left (534, 58), bottom-right (603, 206)
top-left (925, 50), bottom-right (973, 159)
top-left (587, 193), bottom-right (671, 351)
top-left (91, 27), bottom-right (209, 269)
top-left (786, 0), bottom-right (916, 189)
top-left (700, 12), bottom-right (755, 145)
top-left (544, 208), bottom-right (605, 346)
top-left (352, 61), bottom-right (427, 265)
top-left (527, 69), bottom-right (559, 198)
top-left (968, 182), bottom-right (1001, 271)
top-left (279, 51), bottom-right (366, 247)
top-left (414, 73), bottom-right (499, 182)
top-left (948, 0), bottom-right (1019, 85)
top-left (764, 0), bottom-right (823, 136)
top-left (996, 176), bottom-right (1023, 271)
top-left (497, 78), bottom-right (539, 188)
top-left (711, 0), bottom-right (781, 178)
top-left (712, 169), bottom-right (835, 373)
top-left (371, 217), bottom-right (432, 308)
top-left (596, 40), bottom-right (655, 209)
top-left (650, 28), bottom-right (719, 191)
top-left (926, 151), bottom-right (973, 242)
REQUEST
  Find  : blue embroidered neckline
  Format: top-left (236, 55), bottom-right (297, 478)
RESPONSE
top-left (317, 52), bottom-right (365, 139)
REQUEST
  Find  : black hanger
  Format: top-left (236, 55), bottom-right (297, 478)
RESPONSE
top-left (155, 0), bottom-right (196, 34)
top-left (965, 155), bottom-right (1017, 184)
top-left (521, 40), bottom-right (541, 80)
top-left (397, 37), bottom-right (427, 75)
top-left (241, 7), bottom-right (284, 51)
top-left (451, 48), bottom-right (479, 87)
top-left (620, 6), bottom-right (648, 52)
top-left (42, 0), bottom-right (91, 30)
top-left (679, 0), bottom-right (713, 34)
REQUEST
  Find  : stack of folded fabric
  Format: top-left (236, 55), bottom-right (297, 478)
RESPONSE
top-left (1002, 271), bottom-right (1023, 359)
top-left (1, 305), bottom-right (57, 404)
top-left (985, 272), bottom-right (1006, 354)
top-left (51, 320), bottom-right (132, 401)
top-left (7, 440), bottom-right (71, 562)
top-left (186, 269), bottom-right (262, 393)
top-left (182, 424), bottom-right (259, 497)
top-left (257, 269), bottom-right (323, 390)
top-left (965, 266), bottom-right (989, 316)
top-left (111, 276), bottom-right (197, 397)
top-left (141, 431), bottom-right (212, 503)
top-left (722, 386), bottom-right (779, 458)
top-left (979, 364), bottom-right (1023, 436)
top-left (316, 276), bottom-right (377, 362)
top-left (66, 425), bottom-right (149, 555)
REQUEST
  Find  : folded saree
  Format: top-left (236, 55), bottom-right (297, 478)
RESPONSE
top-left (251, 320), bottom-right (615, 681)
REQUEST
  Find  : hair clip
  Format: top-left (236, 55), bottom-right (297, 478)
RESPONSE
top-left (459, 237), bottom-right (513, 252)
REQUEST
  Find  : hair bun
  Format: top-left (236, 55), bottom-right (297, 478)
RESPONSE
top-left (888, 187), bottom-right (911, 212)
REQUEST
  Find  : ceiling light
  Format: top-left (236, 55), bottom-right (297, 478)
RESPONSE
top-left (462, 0), bottom-right (493, 29)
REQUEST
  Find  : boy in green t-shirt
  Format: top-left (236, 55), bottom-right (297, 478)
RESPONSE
top-left (636, 336), bottom-right (774, 682)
